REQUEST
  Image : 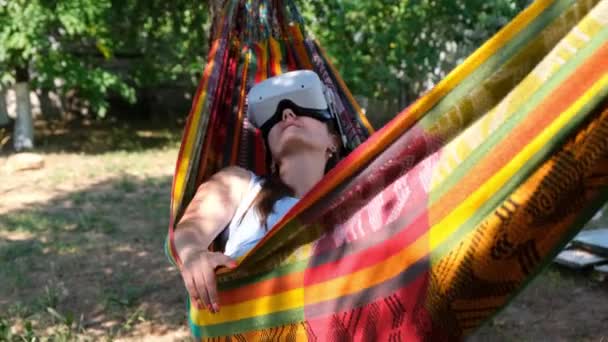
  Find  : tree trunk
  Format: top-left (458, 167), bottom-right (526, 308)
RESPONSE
top-left (13, 66), bottom-right (34, 151)
top-left (0, 88), bottom-right (9, 126)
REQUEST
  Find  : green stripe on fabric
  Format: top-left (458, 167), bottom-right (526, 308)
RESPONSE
top-left (429, 25), bottom-right (608, 205)
top-left (163, 235), bottom-right (178, 268)
top-left (432, 83), bottom-right (608, 263)
top-left (245, 47), bottom-right (259, 167)
top-left (180, 38), bottom-right (229, 217)
top-left (195, 307), bottom-right (305, 338)
top-left (239, 220), bottom-right (322, 267)
top-left (218, 259), bottom-right (308, 290)
top-left (420, 0), bottom-right (580, 128)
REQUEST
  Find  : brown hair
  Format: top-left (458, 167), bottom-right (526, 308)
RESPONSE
top-left (250, 121), bottom-right (343, 228)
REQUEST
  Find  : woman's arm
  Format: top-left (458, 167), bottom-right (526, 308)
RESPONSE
top-left (174, 166), bottom-right (251, 250)
top-left (173, 166), bottom-right (251, 313)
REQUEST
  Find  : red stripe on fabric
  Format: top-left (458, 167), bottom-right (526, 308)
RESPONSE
top-left (430, 43), bottom-right (608, 224)
top-left (303, 211), bottom-right (431, 286)
top-left (218, 270), bottom-right (304, 305)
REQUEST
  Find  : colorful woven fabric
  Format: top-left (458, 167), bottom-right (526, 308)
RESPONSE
top-left (167, 0), bottom-right (608, 340)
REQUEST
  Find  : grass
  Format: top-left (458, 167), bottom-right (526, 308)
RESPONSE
top-left (0, 120), bottom-right (606, 341)
top-left (0, 239), bottom-right (43, 261)
top-left (0, 122), bottom-right (187, 341)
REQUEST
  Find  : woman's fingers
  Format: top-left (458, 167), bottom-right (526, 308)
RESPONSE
top-left (201, 263), bottom-right (221, 313)
top-left (212, 253), bottom-right (238, 269)
top-left (204, 253), bottom-right (237, 313)
top-left (194, 261), bottom-right (214, 312)
top-left (182, 271), bottom-right (204, 310)
top-left (180, 251), bottom-right (238, 314)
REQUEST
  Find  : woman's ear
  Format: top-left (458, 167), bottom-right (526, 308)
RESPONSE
top-left (270, 160), bottom-right (281, 175)
top-left (270, 161), bottom-right (276, 174)
top-left (330, 133), bottom-right (341, 153)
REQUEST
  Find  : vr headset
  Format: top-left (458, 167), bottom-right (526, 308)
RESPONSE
top-left (247, 70), bottom-right (348, 148)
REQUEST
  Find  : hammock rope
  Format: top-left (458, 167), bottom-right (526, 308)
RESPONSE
top-left (167, 0), bottom-right (608, 339)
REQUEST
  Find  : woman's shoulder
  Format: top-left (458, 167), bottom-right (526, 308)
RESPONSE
top-left (213, 166), bottom-right (254, 179)
top-left (210, 166), bottom-right (261, 191)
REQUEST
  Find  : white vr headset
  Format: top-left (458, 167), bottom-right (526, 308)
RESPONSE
top-left (247, 70), bottom-right (347, 147)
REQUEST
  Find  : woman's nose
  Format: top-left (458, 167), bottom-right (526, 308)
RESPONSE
top-left (282, 108), bottom-right (296, 122)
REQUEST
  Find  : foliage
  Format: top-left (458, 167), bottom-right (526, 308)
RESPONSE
top-left (104, 1), bottom-right (211, 87)
top-left (0, 0), bottom-right (129, 116)
top-left (299, 0), bottom-right (531, 103)
top-left (0, 0), bottom-right (531, 117)
top-left (0, 0), bottom-right (210, 117)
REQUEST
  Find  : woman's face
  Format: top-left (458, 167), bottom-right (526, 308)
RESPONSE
top-left (267, 108), bottom-right (336, 160)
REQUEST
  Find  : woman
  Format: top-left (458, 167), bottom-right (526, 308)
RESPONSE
top-left (173, 70), bottom-right (344, 314)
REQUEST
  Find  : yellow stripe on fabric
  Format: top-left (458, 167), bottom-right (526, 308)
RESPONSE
top-left (368, 0), bottom-right (554, 172)
top-left (171, 42), bottom-right (219, 217)
top-left (191, 288), bottom-right (304, 326)
top-left (403, 0), bottom-right (555, 123)
top-left (255, 41), bottom-right (268, 81)
top-left (172, 98), bottom-right (203, 216)
top-left (303, 235), bottom-right (428, 303)
top-left (431, 2), bottom-right (607, 191)
top-left (429, 75), bottom-right (608, 252)
top-left (269, 37), bottom-right (283, 76)
top-left (203, 233), bottom-right (429, 326)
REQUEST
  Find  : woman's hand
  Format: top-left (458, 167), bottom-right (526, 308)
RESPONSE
top-left (179, 247), bottom-right (237, 313)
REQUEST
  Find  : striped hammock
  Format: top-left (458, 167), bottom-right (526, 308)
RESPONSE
top-left (167, 0), bottom-right (608, 340)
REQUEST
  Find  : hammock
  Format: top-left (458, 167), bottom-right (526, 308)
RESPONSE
top-left (167, 0), bottom-right (608, 339)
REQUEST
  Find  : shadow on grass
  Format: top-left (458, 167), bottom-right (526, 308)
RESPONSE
top-left (1, 118), bottom-right (184, 156)
top-left (0, 174), bottom-right (188, 340)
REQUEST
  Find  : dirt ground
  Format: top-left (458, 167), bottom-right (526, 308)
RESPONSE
top-left (0, 121), bottom-right (607, 341)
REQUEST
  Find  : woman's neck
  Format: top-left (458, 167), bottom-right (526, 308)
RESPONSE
top-left (278, 152), bottom-right (327, 198)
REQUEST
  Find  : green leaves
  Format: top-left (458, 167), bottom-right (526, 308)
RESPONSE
top-left (299, 0), bottom-right (530, 108)
top-left (0, 0), bottom-right (210, 118)
top-left (0, 0), bottom-right (530, 119)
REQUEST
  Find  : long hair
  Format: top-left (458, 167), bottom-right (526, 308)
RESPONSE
top-left (250, 121), bottom-right (343, 229)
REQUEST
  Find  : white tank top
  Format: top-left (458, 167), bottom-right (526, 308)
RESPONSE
top-left (223, 172), bottom-right (299, 258)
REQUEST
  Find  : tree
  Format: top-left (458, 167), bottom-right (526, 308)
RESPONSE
top-left (0, 0), bottom-right (132, 149)
top-left (0, 0), bottom-right (533, 147)
top-left (0, 0), bottom-right (211, 149)
top-left (298, 0), bottom-right (530, 114)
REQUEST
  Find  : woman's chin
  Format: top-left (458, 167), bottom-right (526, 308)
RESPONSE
top-left (276, 134), bottom-right (322, 154)
top-left (278, 129), bottom-right (306, 144)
